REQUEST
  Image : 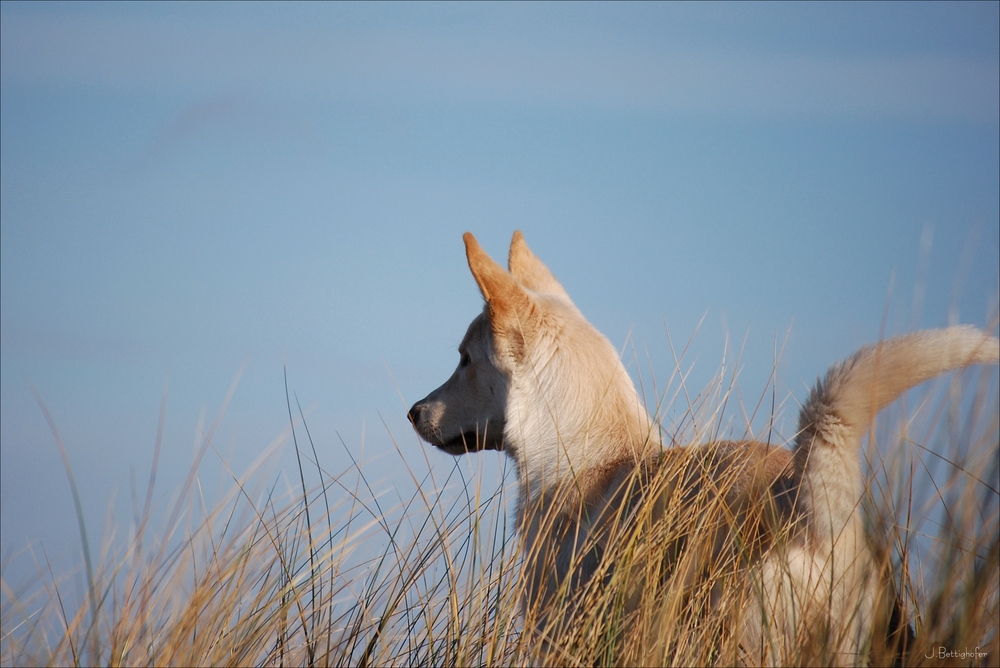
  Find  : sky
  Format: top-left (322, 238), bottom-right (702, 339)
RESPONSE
top-left (1, 2), bottom-right (998, 591)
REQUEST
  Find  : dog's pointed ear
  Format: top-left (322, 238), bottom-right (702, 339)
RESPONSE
top-left (465, 232), bottom-right (534, 354)
top-left (508, 231), bottom-right (572, 302)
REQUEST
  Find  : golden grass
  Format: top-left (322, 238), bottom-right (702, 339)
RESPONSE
top-left (2, 359), bottom-right (996, 667)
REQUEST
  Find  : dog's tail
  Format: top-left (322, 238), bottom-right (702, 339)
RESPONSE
top-left (794, 325), bottom-right (999, 542)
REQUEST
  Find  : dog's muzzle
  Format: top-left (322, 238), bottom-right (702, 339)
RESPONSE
top-left (407, 400), bottom-right (504, 454)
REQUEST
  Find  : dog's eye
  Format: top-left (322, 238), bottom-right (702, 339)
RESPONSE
top-left (460, 352), bottom-right (471, 368)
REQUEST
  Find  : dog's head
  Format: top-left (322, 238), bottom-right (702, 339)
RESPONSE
top-left (408, 231), bottom-right (580, 455)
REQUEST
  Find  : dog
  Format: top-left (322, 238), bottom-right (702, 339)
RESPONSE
top-left (408, 231), bottom-right (999, 665)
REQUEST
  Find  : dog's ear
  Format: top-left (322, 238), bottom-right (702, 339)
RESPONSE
top-left (464, 232), bottom-right (534, 359)
top-left (507, 231), bottom-right (572, 302)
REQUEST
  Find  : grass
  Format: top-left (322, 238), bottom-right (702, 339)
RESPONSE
top-left (1, 348), bottom-right (997, 667)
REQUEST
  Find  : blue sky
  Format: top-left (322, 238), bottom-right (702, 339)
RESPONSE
top-left (2, 2), bottom-right (998, 588)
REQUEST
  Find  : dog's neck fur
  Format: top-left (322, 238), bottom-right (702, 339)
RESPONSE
top-left (500, 294), bottom-right (659, 512)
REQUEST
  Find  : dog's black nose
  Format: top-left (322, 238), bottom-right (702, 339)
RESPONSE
top-left (407, 404), bottom-right (422, 425)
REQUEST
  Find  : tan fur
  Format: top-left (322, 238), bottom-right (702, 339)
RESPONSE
top-left (408, 231), bottom-right (1000, 666)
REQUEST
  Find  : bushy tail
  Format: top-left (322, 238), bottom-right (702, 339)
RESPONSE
top-left (794, 325), bottom-right (999, 541)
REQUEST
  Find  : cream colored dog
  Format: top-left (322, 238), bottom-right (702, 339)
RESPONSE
top-left (408, 231), bottom-right (999, 665)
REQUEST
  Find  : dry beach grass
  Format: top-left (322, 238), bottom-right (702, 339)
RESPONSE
top-left (2, 343), bottom-right (997, 667)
